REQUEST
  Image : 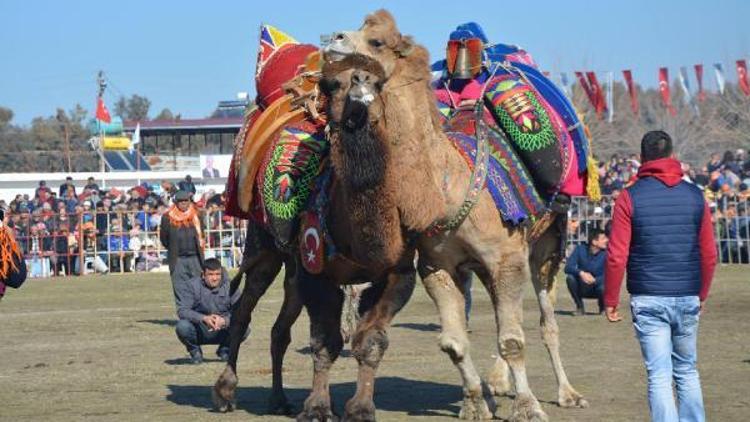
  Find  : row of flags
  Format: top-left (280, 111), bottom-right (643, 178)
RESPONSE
top-left (555, 59), bottom-right (750, 121)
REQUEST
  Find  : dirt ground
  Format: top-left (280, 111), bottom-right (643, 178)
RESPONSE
top-left (0, 266), bottom-right (748, 421)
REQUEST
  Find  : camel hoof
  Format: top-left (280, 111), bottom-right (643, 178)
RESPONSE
top-left (458, 393), bottom-right (493, 420)
top-left (343, 398), bottom-right (376, 422)
top-left (297, 396), bottom-right (339, 422)
top-left (558, 387), bottom-right (589, 409)
top-left (296, 411), bottom-right (339, 422)
top-left (268, 392), bottom-right (295, 415)
top-left (212, 366), bottom-right (238, 412)
top-left (510, 393), bottom-right (548, 422)
top-left (212, 387), bottom-right (235, 413)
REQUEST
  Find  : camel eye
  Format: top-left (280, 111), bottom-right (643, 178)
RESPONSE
top-left (368, 39), bottom-right (384, 48)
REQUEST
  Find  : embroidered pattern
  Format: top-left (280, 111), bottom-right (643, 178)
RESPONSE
top-left (262, 124), bottom-right (328, 220)
top-left (446, 110), bottom-right (545, 225)
top-left (485, 78), bottom-right (557, 152)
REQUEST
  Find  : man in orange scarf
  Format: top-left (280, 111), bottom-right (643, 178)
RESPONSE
top-left (160, 190), bottom-right (204, 303)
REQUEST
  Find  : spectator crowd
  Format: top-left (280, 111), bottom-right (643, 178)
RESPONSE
top-left (579, 148), bottom-right (750, 263)
top-left (1, 175), bottom-right (244, 277)
top-left (2, 147), bottom-right (750, 278)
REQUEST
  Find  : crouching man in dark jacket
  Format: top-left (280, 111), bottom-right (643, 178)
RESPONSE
top-left (564, 228), bottom-right (608, 315)
top-left (174, 258), bottom-right (248, 364)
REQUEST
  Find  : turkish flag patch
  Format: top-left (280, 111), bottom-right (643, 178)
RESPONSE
top-left (299, 212), bottom-right (325, 274)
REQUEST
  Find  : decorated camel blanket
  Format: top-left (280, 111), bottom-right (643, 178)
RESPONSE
top-left (445, 109), bottom-right (546, 225)
top-left (256, 120), bottom-right (328, 248)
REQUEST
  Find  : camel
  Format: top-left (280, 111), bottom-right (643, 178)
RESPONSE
top-left (315, 9), bottom-right (589, 420)
top-left (211, 226), bottom-right (381, 416)
top-left (213, 11), bottom-right (586, 420)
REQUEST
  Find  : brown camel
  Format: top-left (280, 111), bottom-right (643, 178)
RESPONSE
top-left (318, 9), bottom-right (588, 420)
top-left (211, 225), bottom-right (302, 415)
top-left (211, 227), bottom-right (382, 416)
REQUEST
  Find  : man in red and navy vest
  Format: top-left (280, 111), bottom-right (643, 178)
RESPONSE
top-left (604, 131), bottom-right (717, 422)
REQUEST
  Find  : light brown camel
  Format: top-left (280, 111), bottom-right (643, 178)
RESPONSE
top-left (319, 9), bottom-right (587, 420)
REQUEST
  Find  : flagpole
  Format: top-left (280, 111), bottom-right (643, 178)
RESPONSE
top-left (97, 71), bottom-right (106, 173)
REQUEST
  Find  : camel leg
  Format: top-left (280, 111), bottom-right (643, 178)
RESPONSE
top-left (487, 355), bottom-right (513, 398)
top-left (213, 249), bottom-right (284, 412)
top-left (528, 215), bottom-right (588, 409)
top-left (344, 266), bottom-right (417, 421)
top-left (421, 269), bottom-right (492, 420)
top-left (268, 258), bottom-right (304, 415)
top-left (297, 270), bottom-right (344, 422)
top-left (484, 250), bottom-right (548, 422)
top-left (531, 258), bottom-right (588, 409)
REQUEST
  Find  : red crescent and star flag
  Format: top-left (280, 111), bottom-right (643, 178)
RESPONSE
top-left (658, 67), bottom-right (676, 116)
top-left (95, 97), bottom-right (111, 123)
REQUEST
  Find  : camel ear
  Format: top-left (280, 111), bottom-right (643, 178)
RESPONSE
top-left (395, 35), bottom-right (415, 57)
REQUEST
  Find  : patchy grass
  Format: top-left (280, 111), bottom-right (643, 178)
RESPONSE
top-left (1, 267), bottom-right (748, 421)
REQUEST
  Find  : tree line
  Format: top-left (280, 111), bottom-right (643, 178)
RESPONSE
top-left (1, 85), bottom-right (748, 173)
top-left (0, 95), bottom-right (175, 173)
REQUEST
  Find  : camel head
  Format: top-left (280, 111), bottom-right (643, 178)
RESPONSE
top-left (323, 9), bottom-right (415, 79)
top-left (321, 54), bottom-right (387, 132)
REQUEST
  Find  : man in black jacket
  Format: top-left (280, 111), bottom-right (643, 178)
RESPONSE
top-left (174, 258), bottom-right (246, 363)
top-left (160, 190), bottom-right (203, 304)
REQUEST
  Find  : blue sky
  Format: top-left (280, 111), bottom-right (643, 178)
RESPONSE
top-left (1, 0), bottom-right (748, 125)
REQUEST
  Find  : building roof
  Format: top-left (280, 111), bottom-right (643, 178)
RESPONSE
top-left (123, 117), bottom-right (244, 132)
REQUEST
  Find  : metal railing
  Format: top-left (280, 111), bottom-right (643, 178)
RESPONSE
top-left (8, 208), bottom-right (248, 278)
top-left (568, 195), bottom-right (750, 264)
top-left (9, 194), bottom-right (750, 279)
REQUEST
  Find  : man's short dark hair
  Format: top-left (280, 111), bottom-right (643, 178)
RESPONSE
top-left (588, 228), bottom-right (606, 245)
top-left (641, 130), bottom-right (673, 162)
top-left (203, 258), bottom-right (222, 272)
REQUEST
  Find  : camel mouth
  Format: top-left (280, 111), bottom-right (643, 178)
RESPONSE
top-left (342, 97), bottom-right (370, 131)
top-left (322, 32), bottom-right (356, 62)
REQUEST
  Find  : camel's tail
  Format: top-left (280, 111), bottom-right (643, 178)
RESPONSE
top-left (229, 259), bottom-right (251, 296)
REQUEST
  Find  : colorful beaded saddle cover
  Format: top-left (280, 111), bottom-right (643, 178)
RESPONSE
top-left (255, 119), bottom-right (328, 249)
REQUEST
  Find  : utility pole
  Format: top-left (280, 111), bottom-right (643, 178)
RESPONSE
top-left (97, 71), bottom-right (107, 173)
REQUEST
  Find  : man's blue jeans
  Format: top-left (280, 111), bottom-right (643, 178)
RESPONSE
top-left (630, 295), bottom-right (704, 422)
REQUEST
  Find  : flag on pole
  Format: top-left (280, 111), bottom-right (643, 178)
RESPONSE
top-left (737, 59), bottom-right (750, 96)
top-left (605, 71), bottom-right (614, 122)
top-left (713, 63), bottom-right (726, 94)
top-left (575, 71), bottom-right (597, 110)
top-left (129, 123), bottom-right (141, 152)
top-left (658, 67), bottom-right (676, 116)
top-left (678, 67), bottom-right (693, 104)
top-left (679, 67), bottom-right (699, 116)
top-left (694, 64), bottom-right (706, 102)
top-left (559, 72), bottom-right (571, 97)
top-left (95, 97), bottom-right (111, 123)
top-left (586, 71), bottom-right (607, 119)
top-left (622, 70), bottom-right (639, 115)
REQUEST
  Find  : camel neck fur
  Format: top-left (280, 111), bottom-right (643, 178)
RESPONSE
top-left (329, 118), bottom-right (404, 268)
top-left (373, 47), bottom-right (461, 231)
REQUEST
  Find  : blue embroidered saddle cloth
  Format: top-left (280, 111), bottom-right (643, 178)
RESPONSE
top-left (445, 109), bottom-right (546, 225)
